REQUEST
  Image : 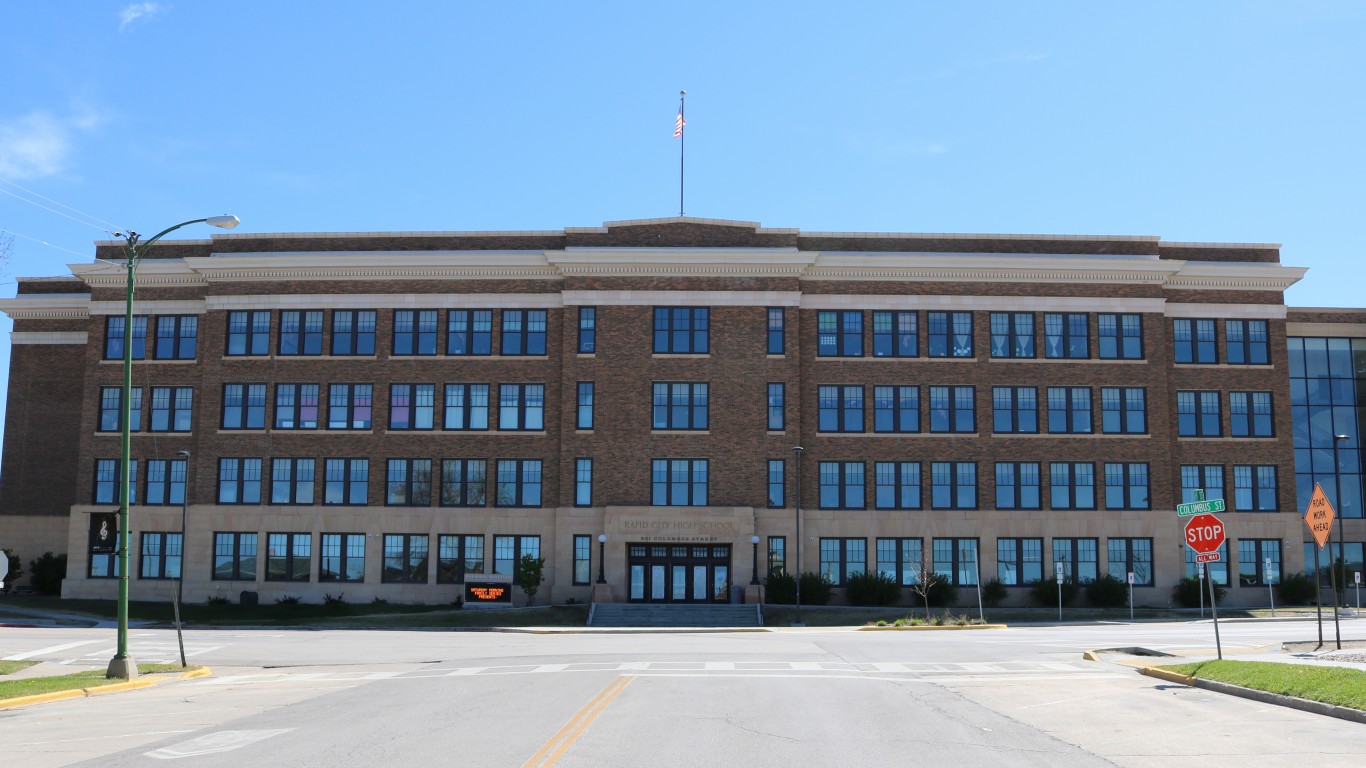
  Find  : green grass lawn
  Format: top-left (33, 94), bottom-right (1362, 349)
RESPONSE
top-left (0, 661), bottom-right (38, 676)
top-left (1159, 660), bottom-right (1366, 711)
top-left (0, 664), bottom-right (201, 701)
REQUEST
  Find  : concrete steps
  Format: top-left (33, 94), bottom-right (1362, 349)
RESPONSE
top-left (588, 602), bottom-right (763, 628)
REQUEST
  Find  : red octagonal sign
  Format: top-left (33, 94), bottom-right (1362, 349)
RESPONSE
top-left (1184, 513), bottom-right (1226, 555)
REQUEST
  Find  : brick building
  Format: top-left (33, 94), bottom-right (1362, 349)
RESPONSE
top-left (0, 216), bottom-right (1325, 608)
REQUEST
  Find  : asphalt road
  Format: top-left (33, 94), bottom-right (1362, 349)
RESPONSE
top-left (3, 618), bottom-right (1366, 767)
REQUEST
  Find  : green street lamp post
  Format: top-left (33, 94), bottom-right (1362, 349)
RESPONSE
top-left (107, 215), bottom-right (239, 680)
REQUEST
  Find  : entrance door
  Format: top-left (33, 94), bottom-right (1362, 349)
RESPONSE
top-left (627, 544), bottom-right (732, 603)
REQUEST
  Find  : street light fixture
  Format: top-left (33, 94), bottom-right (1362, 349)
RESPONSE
top-left (107, 215), bottom-right (239, 681)
top-left (596, 534), bottom-right (607, 584)
top-left (792, 445), bottom-right (803, 626)
top-left (750, 534), bottom-right (761, 586)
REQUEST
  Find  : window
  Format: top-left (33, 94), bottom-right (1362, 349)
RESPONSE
top-left (576, 382), bottom-right (595, 430)
top-left (493, 535), bottom-right (540, 580)
top-left (873, 385), bottom-right (919, 433)
top-left (139, 532), bottom-right (182, 579)
top-left (226, 310), bottom-right (271, 356)
top-left (1180, 465), bottom-right (1224, 504)
top-left (932, 538), bottom-right (979, 586)
top-left (874, 462), bottom-right (920, 510)
top-left (270, 458), bottom-right (316, 505)
top-left (1108, 538), bottom-right (1153, 586)
top-left (1053, 538), bottom-right (1098, 583)
top-left (266, 532), bottom-right (311, 582)
top-left (1104, 463), bottom-right (1150, 510)
top-left (99, 387), bottom-right (141, 432)
top-left (1226, 319), bottom-right (1269, 365)
top-left (1043, 313), bottom-right (1088, 359)
top-left (1046, 387), bottom-right (1091, 434)
top-left (386, 459), bottom-right (433, 506)
top-left (437, 534), bottom-right (484, 583)
top-left (213, 532), bottom-right (257, 581)
top-left (501, 309), bottom-right (547, 355)
top-left (497, 383), bottom-right (545, 431)
top-left (152, 315), bottom-right (197, 360)
top-left (653, 307), bottom-right (709, 354)
top-left (389, 384), bottom-right (435, 430)
top-left (1098, 313), bottom-right (1143, 360)
top-left (145, 459), bottom-right (186, 506)
top-left (927, 311), bottom-right (973, 358)
top-left (652, 459), bottom-right (708, 506)
top-left (997, 538), bottom-right (1043, 586)
top-left (819, 538), bottom-right (866, 586)
top-left (331, 310), bottom-right (376, 355)
top-left (1238, 539), bottom-right (1281, 587)
top-left (767, 383), bottom-right (785, 431)
top-left (1100, 387), bottom-right (1146, 434)
top-left (652, 382), bottom-right (708, 430)
top-left (150, 386), bottom-right (193, 432)
top-left (393, 310), bottom-right (438, 355)
top-left (817, 311), bottom-right (862, 357)
top-left (104, 316), bottom-right (147, 360)
top-left (574, 535), bottom-right (592, 585)
top-left (989, 312), bottom-right (1034, 358)
top-left (767, 459), bottom-right (785, 508)
top-left (873, 311), bottom-right (917, 357)
top-left (496, 459), bottom-right (543, 506)
top-left (447, 309), bottom-right (493, 355)
top-left (819, 461), bottom-right (865, 510)
top-left (1050, 463), bottom-right (1096, 510)
top-left (929, 385), bottom-right (975, 433)
top-left (766, 307), bottom-right (785, 355)
top-left (94, 459), bottom-right (136, 504)
top-left (818, 385), bottom-right (864, 433)
top-left (575, 458), bottom-right (593, 506)
top-left (320, 533), bottom-right (366, 582)
top-left (876, 538), bottom-right (922, 586)
top-left (327, 383), bottom-right (373, 429)
top-left (324, 458), bottom-right (369, 505)
top-left (931, 462), bottom-right (977, 509)
top-left (992, 386), bottom-right (1038, 433)
top-left (221, 383), bottom-right (267, 429)
top-left (382, 534), bottom-right (429, 583)
top-left (274, 384), bottom-right (320, 430)
top-left (444, 383), bottom-right (490, 430)
top-left (440, 459), bottom-right (487, 506)
top-left (278, 310), bottom-right (323, 356)
top-left (767, 536), bottom-right (786, 576)
top-left (1177, 391), bottom-right (1221, 436)
top-left (1234, 465), bottom-right (1278, 511)
top-left (1185, 543), bottom-right (1230, 586)
top-left (1174, 318), bottom-right (1217, 364)
top-left (995, 462), bottom-right (1041, 510)
top-left (578, 307), bottom-right (597, 353)
top-left (1230, 391), bottom-right (1273, 437)
top-left (217, 458), bottom-right (262, 504)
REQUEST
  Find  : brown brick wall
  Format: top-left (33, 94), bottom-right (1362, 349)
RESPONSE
top-left (1, 345), bottom-right (86, 516)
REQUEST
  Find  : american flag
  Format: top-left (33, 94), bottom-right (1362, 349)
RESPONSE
top-left (673, 109), bottom-right (686, 138)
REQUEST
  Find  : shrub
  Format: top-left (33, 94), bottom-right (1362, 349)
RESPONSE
top-left (799, 571), bottom-right (834, 606)
top-left (205, 595), bottom-right (230, 606)
top-left (924, 574), bottom-right (958, 607)
top-left (981, 578), bottom-right (1008, 608)
top-left (1030, 577), bottom-right (1078, 607)
top-left (764, 571), bottom-right (796, 604)
top-left (1171, 576), bottom-right (1226, 608)
top-left (845, 571), bottom-right (901, 606)
top-left (28, 552), bottom-right (66, 596)
top-left (274, 595), bottom-right (301, 606)
top-left (515, 554), bottom-right (546, 605)
top-left (1276, 572), bottom-right (1318, 605)
top-left (1086, 574), bottom-right (1129, 608)
top-left (323, 593), bottom-right (346, 605)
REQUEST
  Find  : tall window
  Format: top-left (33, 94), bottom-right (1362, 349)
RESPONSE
top-left (328, 383), bottom-right (373, 429)
top-left (575, 458), bottom-right (593, 506)
top-left (99, 387), bottom-right (141, 432)
top-left (927, 311), bottom-right (973, 358)
top-left (818, 385), bottom-right (864, 433)
top-left (498, 384), bottom-right (545, 431)
top-left (1100, 387), bottom-right (1146, 434)
top-left (226, 310), bottom-right (271, 356)
top-left (932, 538), bottom-right (979, 586)
top-left (437, 535), bottom-right (485, 583)
top-left (1053, 538), bottom-right (1098, 583)
top-left (139, 532), bottom-right (183, 579)
top-left (221, 383), bottom-right (267, 429)
top-left (493, 535), bottom-right (540, 580)
top-left (389, 384), bottom-right (435, 430)
top-left (1050, 463), bottom-right (1096, 510)
top-left (270, 458), bottom-right (316, 505)
top-left (324, 458), bottom-right (369, 505)
top-left (444, 383), bottom-right (490, 430)
top-left (989, 313), bottom-right (1034, 358)
top-left (931, 462), bottom-right (977, 510)
top-left (997, 538), bottom-right (1043, 586)
top-left (145, 459), bottom-right (186, 505)
top-left (152, 315), bottom-right (197, 360)
top-left (1104, 463), bottom-right (1150, 510)
top-left (1174, 318), bottom-right (1217, 363)
top-left (1098, 313), bottom-right (1143, 359)
top-left (386, 459), bottom-right (433, 506)
top-left (1177, 391), bottom-right (1221, 436)
top-left (651, 459), bottom-right (708, 506)
top-left (995, 462), bottom-right (1041, 510)
top-left (578, 307), bottom-right (597, 353)
top-left (1046, 387), bottom-right (1091, 434)
top-left (1234, 465), bottom-right (1278, 511)
top-left (577, 382), bottom-right (595, 430)
top-left (929, 385), bottom-right (975, 433)
top-left (819, 461), bottom-right (865, 510)
top-left (1238, 539), bottom-right (1281, 586)
top-left (496, 459), bottom-right (543, 506)
top-left (574, 535), bottom-right (592, 585)
top-left (1108, 538), bottom-right (1153, 586)
top-left (652, 382), bottom-right (708, 430)
top-left (819, 538), bottom-right (866, 586)
top-left (767, 383), bottom-right (785, 431)
top-left (768, 459), bottom-right (785, 508)
top-left (874, 462), bottom-right (920, 510)
top-left (501, 309), bottom-right (547, 355)
top-left (1226, 319), bottom-right (1269, 365)
top-left (873, 385), bottom-right (918, 433)
top-left (653, 307), bottom-right (709, 354)
top-left (331, 310), bottom-right (376, 355)
top-left (817, 311), bottom-right (862, 357)
top-left (104, 315), bottom-right (148, 360)
top-left (150, 386), bottom-right (193, 432)
top-left (1043, 313), bottom-right (1087, 359)
top-left (873, 311), bottom-right (917, 357)
top-left (440, 459), bottom-right (487, 507)
top-left (320, 533), bottom-right (366, 582)
top-left (1180, 465), bottom-right (1224, 504)
top-left (266, 533), bottom-right (312, 582)
top-left (992, 386), bottom-right (1037, 433)
top-left (767, 307), bottom-right (785, 355)
top-left (767, 536), bottom-right (786, 576)
top-left (876, 538), bottom-right (922, 586)
top-left (393, 310), bottom-right (438, 355)
top-left (448, 309), bottom-right (493, 355)
top-left (213, 532), bottom-right (257, 581)
top-left (94, 459), bottom-right (136, 504)
top-left (217, 458), bottom-right (262, 504)
top-left (1289, 337), bottom-right (1362, 519)
top-left (275, 383), bottom-right (320, 429)
top-left (278, 310), bottom-right (323, 355)
top-left (1229, 391), bottom-right (1273, 437)
top-left (382, 534), bottom-right (429, 583)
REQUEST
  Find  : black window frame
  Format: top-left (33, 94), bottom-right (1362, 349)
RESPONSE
top-left (1053, 537), bottom-right (1099, 583)
top-left (152, 315), bottom-right (198, 360)
top-left (221, 383), bottom-right (268, 430)
top-left (1229, 391), bottom-right (1274, 437)
top-left (1177, 390), bottom-right (1222, 437)
top-left (440, 459), bottom-right (488, 507)
top-left (818, 537), bottom-right (867, 586)
top-left (996, 537), bottom-right (1044, 586)
top-left (874, 461), bottom-right (920, 510)
top-left (330, 309), bottom-right (377, 356)
top-left (216, 457), bottom-right (263, 505)
top-left (99, 386), bottom-right (142, 432)
top-left (319, 532), bottom-right (366, 583)
top-left (817, 310), bottom-right (863, 357)
top-left (577, 382), bottom-right (595, 430)
top-left (144, 458), bottom-right (187, 506)
top-left (1233, 464), bottom-right (1278, 511)
top-left (931, 461), bottom-right (977, 510)
top-left (226, 310), bottom-right (272, 357)
top-left (575, 458), bottom-right (593, 507)
top-left (927, 311), bottom-right (973, 358)
top-left (447, 309), bottom-right (493, 356)
top-left (278, 310), bottom-right (323, 356)
top-left (327, 383), bottom-right (374, 430)
top-left (995, 462), bottom-right (1041, 510)
top-left (389, 383), bottom-right (436, 431)
top-left (212, 531), bottom-right (258, 581)
top-left (1097, 313), bottom-right (1143, 360)
top-left (818, 461), bottom-right (866, 510)
top-left (1107, 537), bottom-right (1153, 586)
top-left (323, 457), bottom-right (369, 506)
top-left (498, 383), bottom-right (546, 431)
top-left (1043, 312), bottom-right (1089, 359)
top-left (1046, 386), bottom-right (1092, 434)
top-left (573, 534), bottom-right (593, 585)
top-left (873, 385), bottom-right (919, 433)
top-left (577, 306), bottom-right (597, 354)
top-left (392, 309), bottom-right (439, 356)
top-left (1100, 386), bottom-right (1147, 434)
top-left (1226, 319), bottom-right (1269, 365)
top-left (1174, 318), bottom-right (1217, 364)
top-left (932, 537), bottom-right (980, 586)
top-left (767, 459), bottom-right (786, 508)
top-left (149, 386), bottom-right (194, 433)
top-left (653, 307), bottom-right (710, 354)
top-left (1050, 462), bottom-right (1096, 510)
top-left (495, 459), bottom-right (543, 507)
top-left (1180, 464), bottom-right (1225, 504)
top-left (929, 385), bottom-right (975, 433)
top-left (767, 382), bottom-right (785, 431)
top-left (989, 312), bottom-right (1035, 359)
top-left (386, 458), bottom-right (433, 506)
top-left (650, 458), bottom-right (709, 506)
top-left (444, 383), bottom-right (490, 431)
top-left (274, 383), bottom-right (320, 430)
top-left (1104, 462), bottom-right (1150, 510)
top-left (138, 531), bottom-right (183, 580)
top-left (872, 310), bottom-right (918, 358)
top-left (500, 309), bottom-right (548, 356)
top-left (265, 532), bottom-right (312, 582)
top-left (818, 384), bottom-right (864, 433)
top-left (104, 315), bottom-right (148, 360)
top-left (437, 534), bottom-right (485, 583)
top-left (270, 457), bottom-right (316, 505)
top-left (766, 307), bottom-right (785, 355)
top-left (652, 382), bottom-right (709, 430)
top-left (992, 386), bottom-right (1038, 434)
top-left (382, 533), bottom-right (429, 584)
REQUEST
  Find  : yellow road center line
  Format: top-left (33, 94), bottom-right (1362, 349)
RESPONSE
top-left (522, 675), bottom-right (634, 768)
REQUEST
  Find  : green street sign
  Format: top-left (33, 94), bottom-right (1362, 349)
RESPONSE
top-left (1176, 498), bottom-right (1225, 517)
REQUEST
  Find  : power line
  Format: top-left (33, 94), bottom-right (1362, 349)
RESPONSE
top-left (1, 228), bottom-right (89, 259)
top-left (0, 176), bottom-right (122, 232)
top-left (0, 186), bottom-right (117, 235)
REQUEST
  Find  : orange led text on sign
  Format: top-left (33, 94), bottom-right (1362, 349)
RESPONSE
top-left (469, 587), bottom-right (506, 600)
top-left (1304, 482), bottom-right (1336, 550)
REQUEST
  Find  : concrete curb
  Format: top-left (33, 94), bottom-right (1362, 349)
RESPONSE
top-left (1136, 666), bottom-right (1366, 726)
top-left (857, 623), bottom-right (1008, 631)
top-left (0, 667), bottom-right (213, 711)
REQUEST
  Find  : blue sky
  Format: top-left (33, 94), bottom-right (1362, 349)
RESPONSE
top-left (1, 1), bottom-right (1364, 454)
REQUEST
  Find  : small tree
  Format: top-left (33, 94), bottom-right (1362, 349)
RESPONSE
top-left (1030, 576), bottom-right (1078, 607)
top-left (798, 571), bottom-right (833, 606)
top-left (906, 559), bottom-right (951, 619)
top-left (1276, 572), bottom-right (1317, 605)
top-left (515, 553), bottom-right (546, 606)
top-left (28, 552), bottom-right (67, 596)
top-left (1086, 574), bottom-right (1129, 608)
top-left (764, 571), bottom-right (797, 604)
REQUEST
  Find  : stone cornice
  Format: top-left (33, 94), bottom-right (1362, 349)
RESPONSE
top-left (183, 252), bottom-right (560, 282)
top-left (1164, 262), bottom-right (1307, 291)
top-left (0, 294), bottom-right (92, 320)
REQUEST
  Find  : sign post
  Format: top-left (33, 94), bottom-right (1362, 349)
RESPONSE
top-left (1055, 560), bottom-right (1064, 622)
top-left (0, 549), bottom-right (8, 589)
top-left (1266, 557), bottom-right (1275, 618)
top-left (1184, 507), bottom-right (1226, 660)
top-left (1127, 571), bottom-right (1134, 621)
top-left (1356, 571), bottom-right (1361, 615)
top-left (1304, 483), bottom-right (1336, 648)
top-left (1198, 563), bottom-right (1205, 618)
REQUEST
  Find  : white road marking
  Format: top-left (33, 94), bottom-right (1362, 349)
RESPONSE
top-left (146, 729), bottom-right (293, 760)
top-left (2, 639), bottom-right (107, 661)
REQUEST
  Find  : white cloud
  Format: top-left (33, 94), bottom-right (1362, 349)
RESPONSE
top-left (119, 2), bottom-right (166, 31)
top-left (0, 108), bottom-right (106, 180)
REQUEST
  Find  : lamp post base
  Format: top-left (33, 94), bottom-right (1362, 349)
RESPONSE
top-left (106, 656), bottom-right (139, 681)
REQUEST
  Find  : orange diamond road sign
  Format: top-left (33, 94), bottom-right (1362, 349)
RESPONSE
top-left (1305, 482), bottom-right (1336, 550)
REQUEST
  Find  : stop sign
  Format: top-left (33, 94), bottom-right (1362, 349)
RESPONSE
top-left (1184, 513), bottom-right (1226, 554)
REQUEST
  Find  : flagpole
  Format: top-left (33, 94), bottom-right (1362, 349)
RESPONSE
top-left (678, 90), bottom-right (686, 217)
